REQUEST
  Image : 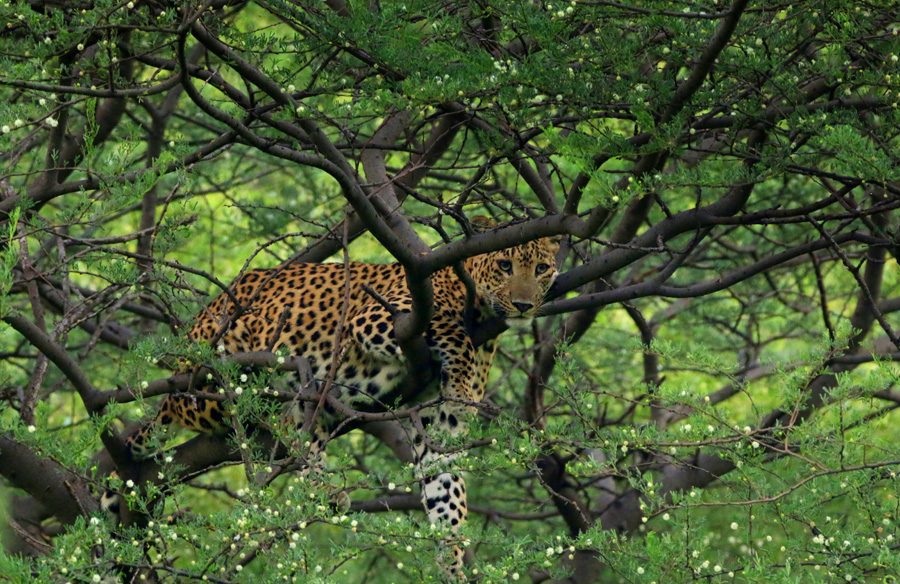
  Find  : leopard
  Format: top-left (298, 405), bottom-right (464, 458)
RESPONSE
top-left (122, 225), bottom-right (561, 579)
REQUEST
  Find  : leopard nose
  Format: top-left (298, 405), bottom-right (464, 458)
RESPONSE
top-left (512, 301), bottom-right (533, 314)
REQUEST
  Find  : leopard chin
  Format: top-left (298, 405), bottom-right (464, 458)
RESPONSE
top-left (505, 316), bottom-right (534, 331)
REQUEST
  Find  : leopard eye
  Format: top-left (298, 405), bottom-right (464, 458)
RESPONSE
top-left (535, 263), bottom-right (550, 275)
top-left (497, 259), bottom-right (512, 273)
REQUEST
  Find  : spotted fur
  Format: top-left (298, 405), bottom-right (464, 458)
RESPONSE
top-left (125, 233), bottom-right (561, 579)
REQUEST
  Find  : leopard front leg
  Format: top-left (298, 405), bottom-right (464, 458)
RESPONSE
top-left (416, 401), bottom-right (475, 581)
top-left (352, 300), bottom-right (488, 579)
top-left (415, 325), bottom-right (490, 581)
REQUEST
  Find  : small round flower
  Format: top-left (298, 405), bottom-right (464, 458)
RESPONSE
top-left (14, 119), bottom-right (23, 127)
top-left (126, 480), bottom-right (134, 488)
top-left (77, 43), bottom-right (84, 51)
top-left (730, 522), bottom-right (739, 530)
top-left (27, 425), bottom-right (36, 433)
top-left (1, 126), bottom-right (10, 134)
top-left (397, 562), bottom-right (404, 570)
top-left (127, 2), bottom-right (134, 8)
top-left (39, 98), bottom-right (47, 106)
top-left (47, 118), bottom-right (59, 128)
top-left (637, 567), bottom-right (645, 575)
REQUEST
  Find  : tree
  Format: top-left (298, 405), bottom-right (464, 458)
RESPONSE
top-left (0, 0), bottom-right (899, 582)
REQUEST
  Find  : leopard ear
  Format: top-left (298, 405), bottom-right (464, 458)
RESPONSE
top-left (546, 234), bottom-right (563, 252)
top-left (469, 216), bottom-right (496, 233)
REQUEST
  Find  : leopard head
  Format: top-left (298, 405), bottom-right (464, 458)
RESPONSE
top-left (465, 219), bottom-right (562, 323)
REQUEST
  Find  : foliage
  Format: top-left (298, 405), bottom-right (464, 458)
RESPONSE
top-left (0, 0), bottom-right (898, 583)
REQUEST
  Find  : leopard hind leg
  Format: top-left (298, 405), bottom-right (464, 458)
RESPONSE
top-left (125, 394), bottom-right (229, 459)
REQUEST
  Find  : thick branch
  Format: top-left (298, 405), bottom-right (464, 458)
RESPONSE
top-left (0, 435), bottom-right (98, 524)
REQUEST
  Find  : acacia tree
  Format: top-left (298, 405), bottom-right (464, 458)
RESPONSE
top-left (1, 0), bottom-right (899, 582)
